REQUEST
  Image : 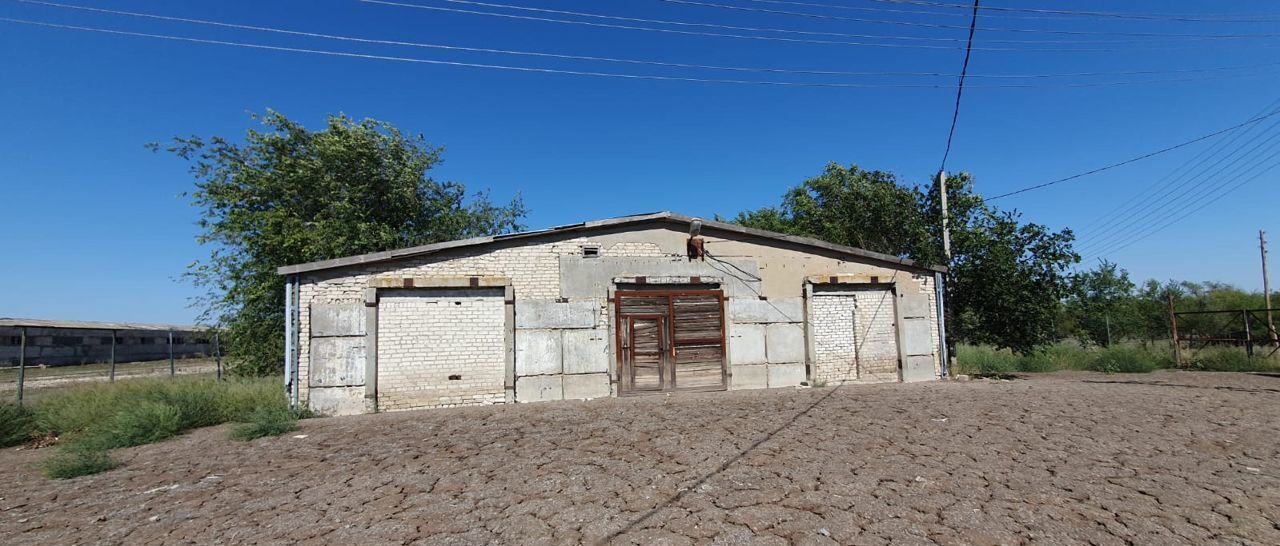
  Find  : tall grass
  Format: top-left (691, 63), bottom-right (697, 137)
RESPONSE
top-left (1, 403), bottom-right (35, 447)
top-left (13, 377), bottom-right (298, 479)
top-left (1187, 347), bottom-right (1280, 372)
top-left (956, 343), bottom-right (1174, 375)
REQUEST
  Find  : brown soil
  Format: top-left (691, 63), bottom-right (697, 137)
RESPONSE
top-left (3, 371), bottom-right (1279, 545)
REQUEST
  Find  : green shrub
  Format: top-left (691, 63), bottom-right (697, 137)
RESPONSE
top-left (956, 345), bottom-right (1020, 375)
top-left (215, 379), bottom-right (291, 422)
top-left (40, 448), bottom-right (117, 479)
top-left (1188, 348), bottom-right (1279, 372)
top-left (228, 406), bottom-right (298, 441)
top-left (72, 401), bottom-right (182, 452)
top-left (1087, 346), bottom-right (1163, 374)
top-left (0, 403), bottom-right (36, 447)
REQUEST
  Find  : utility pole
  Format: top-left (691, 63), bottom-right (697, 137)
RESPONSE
top-left (938, 171), bottom-right (952, 260)
top-left (938, 170), bottom-right (955, 376)
top-left (1168, 293), bottom-right (1182, 367)
top-left (1262, 230), bottom-right (1277, 345)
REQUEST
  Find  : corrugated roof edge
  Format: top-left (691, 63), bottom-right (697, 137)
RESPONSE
top-left (275, 211), bottom-right (946, 275)
top-left (0, 318), bottom-right (209, 331)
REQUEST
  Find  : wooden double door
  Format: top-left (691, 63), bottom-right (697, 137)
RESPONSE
top-left (616, 289), bottom-right (727, 394)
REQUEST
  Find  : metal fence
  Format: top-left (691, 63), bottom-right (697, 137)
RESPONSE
top-left (4, 326), bottom-right (224, 405)
top-left (1170, 307), bottom-right (1280, 365)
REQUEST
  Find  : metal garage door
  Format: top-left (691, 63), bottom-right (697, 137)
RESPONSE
top-left (811, 286), bottom-right (900, 383)
top-left (616, 290), bottom-right (727, 394)
top-left (376, 288), bottom-right (506, 410)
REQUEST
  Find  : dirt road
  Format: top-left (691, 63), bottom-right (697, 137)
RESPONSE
top-left (3, 371), bottom-right (1279, 544)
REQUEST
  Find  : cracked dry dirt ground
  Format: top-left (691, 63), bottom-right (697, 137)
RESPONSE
top-left (3, 371), bottom-right (1280, 545)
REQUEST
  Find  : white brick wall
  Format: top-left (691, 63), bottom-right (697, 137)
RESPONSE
top-left (376, 289), bottom-right (506, 411)
top-left (812, 288), bottom-right (899, 384)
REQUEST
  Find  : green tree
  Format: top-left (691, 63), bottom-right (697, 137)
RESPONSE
top-left (1065, 261), bottom-right (1138, 347)
top-left (154, 111), bottom-right (525, 375)
top-left (733, 163), bottom-right (1078, 354)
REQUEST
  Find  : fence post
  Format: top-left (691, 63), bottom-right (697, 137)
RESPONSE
top-left (109, 329), bottom-right (117, 382)
top-left (1168, 293), bottom-right (1182, 367)
top-left (168, 330), bottom-right (175, 377)
top-left (1243, 310), bottom-right (1254, 358)
top-left (16, 327), bottom-right (26, 405)
top-left (214, 330), bottom-right (222, 381)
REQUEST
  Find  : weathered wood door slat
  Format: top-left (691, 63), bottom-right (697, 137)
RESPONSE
top-left (616, 290), bottom-right (726, 394)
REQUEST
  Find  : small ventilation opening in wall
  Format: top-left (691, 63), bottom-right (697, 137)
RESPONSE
top-left (455, 301), bottom-right (462, 305)
top-left (448, 374), bottom-right (462, 381)
top-left (582, 245), bottom-right (601, 258)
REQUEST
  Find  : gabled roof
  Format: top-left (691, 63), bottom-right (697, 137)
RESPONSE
top-left (276, 211), bottom-right (946, 275)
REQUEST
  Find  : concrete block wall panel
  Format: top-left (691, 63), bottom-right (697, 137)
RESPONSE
top-left (308, 386), bottom-right (369, 416)
top-left (903, 355), bottom-right (935, 383)
top-left (768, 363), bottom-right (806, 388)
top-left (308, 337), bottom-right (366, 387)
top-left (516, 301), bottom-right (598, 329)
top-left (562, 373), bottom-right (611, 400)
top-left (728, 298), bottom-right (804, 324)
top-left (562, 329), bottom-right (609, 374)
top-left (764, 323), bottom-right (805, 364)
top-left (902, 320), bottom-right (934, 357)
top-left (730, 364), bottom-right (768, 390)
top-left (310, 304), bottom-right (366, 337)
top-left (728, 323), bottom-right (766, 366)
top-left (515, 329), bottom-right (563, 376)
top-left (516, 375), bottom-right (564, 403)
top-left (559, 256), bottom-right (762, 298)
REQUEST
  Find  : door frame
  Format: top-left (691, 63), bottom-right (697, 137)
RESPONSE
top-left (614, 289), bottom-right (728, 395)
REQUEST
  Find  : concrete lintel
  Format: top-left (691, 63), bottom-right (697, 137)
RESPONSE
top-left (611, 275), bottom-right (724, 285)
top-left (806, 274), bottom-right (897, 286)
top-left (367, 275), bottom-right (510, 289)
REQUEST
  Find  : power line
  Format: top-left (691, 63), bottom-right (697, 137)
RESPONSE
top-left (857, 0), bottom-right (1280, 23)
top-left (2, 16), bottom-right (1272, 90)
top-left (9, 16), bottom-right (1217, 89)
top-left (1075, 109), bottom-right (1280, 245)
top-left (985, 106), bottom-right (1280, 200)
top-left (353, 0), bottom-right (1059, 51)
top-left (1082, 147), bottom-right (1280, 260)
top-left (1078, 118), bottom-right (1280, 253)
top-left (1076, 97), bottom-right (1280, 236)
top-left (938, 0), bottom-right (979, 172)
top-left (9, 0), bottom-right (1127, 49)
top-left (358, 0), bottom-right (1126, 51)
top-left (725, 0), bottom-right (971, 19)
top-left (1077, 117), bottom-right (1280, 254)
top-left (23, 0), bottom-right (1280, 82)
top-left (657, 0), bottom-right (1280, 38)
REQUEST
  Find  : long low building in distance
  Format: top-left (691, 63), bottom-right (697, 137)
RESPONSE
top-left (0, 318), bottom-right (215, 367)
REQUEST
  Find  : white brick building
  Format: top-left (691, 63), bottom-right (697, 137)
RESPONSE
top-left (278, 212), bottom-right (948, 415)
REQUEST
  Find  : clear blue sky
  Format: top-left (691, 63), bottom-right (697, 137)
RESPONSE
top-left (2, 0), bottom-right (1278, 324)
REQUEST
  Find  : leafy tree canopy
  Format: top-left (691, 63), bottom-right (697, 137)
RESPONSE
top-left (731, 162), bottom-right (1079, 354)
top-left (154, 111), bottom-right (525, 375)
